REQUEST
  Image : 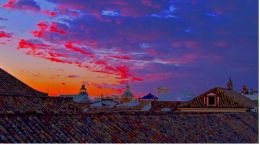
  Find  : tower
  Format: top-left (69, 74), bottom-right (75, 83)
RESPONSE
top-left (73, 83), bottom-right (91, 103)
top-left (79, 84), bottom-right (88, 95)
top-left (226, 78), bottom-right (233, 90)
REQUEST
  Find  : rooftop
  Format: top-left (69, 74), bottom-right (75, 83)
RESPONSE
top-left (0, 68), bottom-right (47, 97)
top-left (0, 68), bottom-right (258, 143)
top-left (0, 112), bottom-right (257, 143)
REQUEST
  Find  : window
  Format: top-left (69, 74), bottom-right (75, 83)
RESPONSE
top-left (208, 96), bottom-right (215, 105)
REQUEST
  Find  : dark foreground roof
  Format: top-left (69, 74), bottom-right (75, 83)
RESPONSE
top-left (0, 95), bottom-right (89, 114)
top-left (0, 68), bottom-right (47, 97)
top-left (0, 112), bottom-right (258, 143)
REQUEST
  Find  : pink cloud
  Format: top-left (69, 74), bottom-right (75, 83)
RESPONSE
top-left (42, 10), bottom-right (57, 17)
top-left (0, 31), bottom-right (12, 38)
top-left (131, 76), bottom-right (143, 81)
top-left (17, 39), bottom-right (72, 65)
top-left (2, 0), bottom-right (14, 9)
top-left (31, 30), bottom-right (43, 37)
top-left (2, 0), bottom-right (40, 12)
top-left (18, 39), bottom-right (53, 50)
top-left (48, 52), bottom-right (66, 58)
top-left (48, 0), bottom-right (165, 18)
top-left (31, 21), bottom-right (68, 38)
top-left (49, 22), bottom-right (66, 35)
top-left (17, 39), bottom-right (141, 83)
top-left (109, 55), bottom-right (130, 60)
top-left (64, 42), bottom-right (94, 58)
top-left (37, 22), bottom-right (48, 30)
top-left (0, 42), bottom-right (6, 45)
top-left (67, 74), bottom-right (80, 78)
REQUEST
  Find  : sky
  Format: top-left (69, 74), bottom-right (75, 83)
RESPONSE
top-left (0, 0), bottom-right (258, 101)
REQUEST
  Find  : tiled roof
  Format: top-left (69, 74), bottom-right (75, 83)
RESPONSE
top-left (151, 101), bottom-right (181, 111)
top-left (180, 87), bottom-right (257, 108)
top-left (0, 95), bottom-right (88, 114)
top-left (0, 69), bottom-right (258, 143)
top-left (0, 68), bottom-right (47, 97)
top-left (0, 112), bottom-right (257, 143)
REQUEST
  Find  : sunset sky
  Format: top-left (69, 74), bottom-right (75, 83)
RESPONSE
top-left (0, 0), bottom-right (258, 100)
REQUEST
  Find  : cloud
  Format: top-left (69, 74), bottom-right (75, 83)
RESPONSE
top-left (49, 22), bottom-right (66, 34)
top-left (101, 10), bottom-right (120, 16)
top-left (18, 39), bottom-right (53, 50)
top-left (13, 1), bottom-right (207, 86)
top-left (5, 0), bottom-right (257, 97)
top-left (67, 74), bottom-right (80, 78)
top-left (2, 0), bottom-right (15, 9)
top-left (0, 31), bottom-right (12, 38)
top-left (2, 0), bottom-right (41, 12)
top-left (64, 42), bottom-right (93, 58)
top-left (154, 53), bottom-right (199, 65)
top-left (16, 38), bottom-right (142, 83)
top-left (31, 21), bottom-right (67, 38)
top-left (45, 0), bottom-right (168, 19)
top-left (109, 55), bottom-right (130, 60)
top-left (42, 10), bottom-right (57, 17)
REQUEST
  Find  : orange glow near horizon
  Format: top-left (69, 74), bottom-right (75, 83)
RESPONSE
top-left (1, 63), bottom-right (131, 98)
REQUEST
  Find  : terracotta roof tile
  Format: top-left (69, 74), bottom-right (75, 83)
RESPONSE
top-left (180, 87), bottom-right (257, 108)
top-left (0, 112), bottom-right (256, 143)
top-left (0, 68), bottom-right (47, 97)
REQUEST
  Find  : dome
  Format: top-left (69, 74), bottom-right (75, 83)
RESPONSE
top-left (73, 84), bottom-right (91, 103)
top-left (121, 84), bottom-right (133, 99)
top-left (73, 94), bottom-right (91, 103)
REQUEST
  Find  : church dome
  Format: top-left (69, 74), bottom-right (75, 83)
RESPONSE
top-left (73, 84), bottom-right (91, 103)
top-left (73, 94), bottom-right (91, 103)
top-left (121, 84), bottom-right (133, 99)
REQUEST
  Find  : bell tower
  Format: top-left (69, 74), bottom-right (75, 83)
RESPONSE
top-left (79, 84), bottom-right (88, 95)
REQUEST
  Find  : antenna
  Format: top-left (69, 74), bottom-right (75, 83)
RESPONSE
top-left (81, 77), bottom-right (86, 85)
